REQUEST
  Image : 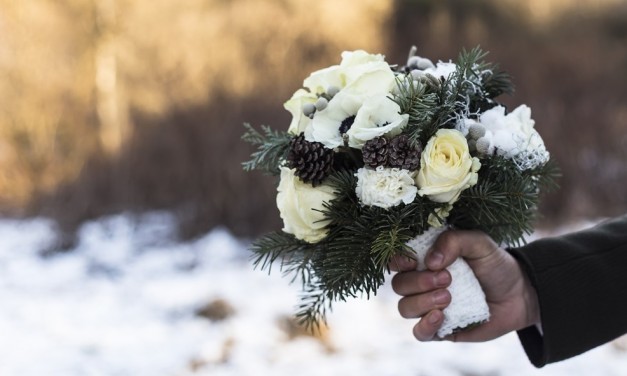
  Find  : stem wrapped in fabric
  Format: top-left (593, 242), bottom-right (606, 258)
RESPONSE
top-left (406, 227), bottom-right (490, 338)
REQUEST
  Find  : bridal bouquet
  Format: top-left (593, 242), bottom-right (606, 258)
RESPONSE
top-left (242, 47), bottom-right (558, 336)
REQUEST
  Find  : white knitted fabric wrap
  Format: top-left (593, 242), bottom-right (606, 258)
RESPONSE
top-left (406, 227), bottom-right (490, 338)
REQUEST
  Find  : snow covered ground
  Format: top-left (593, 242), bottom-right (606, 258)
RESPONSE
top-left (0, 213), bottom-right (625, 376)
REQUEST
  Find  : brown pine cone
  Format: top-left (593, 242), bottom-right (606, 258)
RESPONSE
top-left (388, 134), bottom-right (422, 171)
top-left (286, 133), bottom-right (334, 186)
top-left (362, 136), bottom-right (388, 168)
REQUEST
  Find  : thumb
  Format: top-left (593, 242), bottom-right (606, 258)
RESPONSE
top-left (424, 230), bottom-right (499, 271)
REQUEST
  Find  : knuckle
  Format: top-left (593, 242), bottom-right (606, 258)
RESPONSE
top-left (391, 274), bottom-right (403, 293)
top-left (397, 298), bottom-right (412, 318)
top-left (413, 323), bottom-right (434, 342)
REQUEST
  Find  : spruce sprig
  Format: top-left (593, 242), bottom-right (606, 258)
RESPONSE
top-left (242, 123), bottom-right (292, 175)
top-left (448, 156), bottom-right (557, 246)
top-left (250, 230), bottom-right (310, 273)
top-left (394, 76), bottom-right (439, 148)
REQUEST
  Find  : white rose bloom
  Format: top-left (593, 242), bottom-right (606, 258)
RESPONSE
top-left (478, 105), bottom-right (549, 168)
top-left (277, 167), bottom-right (335, 243)
top-left (346, 95), bottom-right (409, 148)
top-left (355, 166), bottom-right (418, 209)
top-left (310, 92), bottom-right (362, 148)
top-left (417, 129), bottom-right (481, 204)
top-left (284, 89), bottom-right (317, 138)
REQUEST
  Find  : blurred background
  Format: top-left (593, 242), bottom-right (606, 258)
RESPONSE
top-left (1, 0), bottom-right (626, 375)
top-left (2, 0), bottom-right (627, 244)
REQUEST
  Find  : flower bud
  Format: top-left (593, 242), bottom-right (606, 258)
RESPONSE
top-left (326, 86), bottom-right (340, 97)
top-left (302, 103), bottom-right (316, 117)
top-left (476, 136), bottom-right (493, 155)
top-left (315, 97), bottom-right (328, 111)
top-left (468, 123), bottom-right (486, 140)
top-left (467, 139), bottom-right (477, 153)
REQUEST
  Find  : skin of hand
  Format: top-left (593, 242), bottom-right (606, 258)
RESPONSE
top-left (389, 230), bottom-right (541, 342)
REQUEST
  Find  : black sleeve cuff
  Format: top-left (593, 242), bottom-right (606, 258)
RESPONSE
top-left (507, 215), bottom-right (627, 367)
top-left (516, 325), bottom-right (547, 367)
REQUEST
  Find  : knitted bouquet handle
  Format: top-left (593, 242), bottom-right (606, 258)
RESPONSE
top-left (406, 227), bottom-right (490, 338)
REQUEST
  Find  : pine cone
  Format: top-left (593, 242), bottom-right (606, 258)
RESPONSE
top-left (362, 136), bottom-right (388, 168)
top-left (286, 133), bottom-right (334, 186)
top-left (388, 134), bottom-right (422, 171)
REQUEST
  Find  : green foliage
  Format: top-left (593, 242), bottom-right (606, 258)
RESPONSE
top-left (249, 168), bottom-right (446, 328)
top-left (443, 47), bottom-right (515, 120)
top-left (396, 47), bottom-right (515, 150)
top-left (448, 156), bottom-right (558, 246)
top-left (241, 123), bottom-right (292, 175)
top-left (394, 76), bottom-right (439, 148)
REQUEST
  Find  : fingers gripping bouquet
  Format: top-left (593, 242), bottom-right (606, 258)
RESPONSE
top-left (243, 47), bottom-right (558, 337)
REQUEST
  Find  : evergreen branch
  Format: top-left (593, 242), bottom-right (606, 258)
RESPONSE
top-left (448, 156), bottom-right (543, 246)
top-left (450, 180), bottom-right (537, 246)
top-left (241, 123), bottom-right (292, 175)
top-left (295, 284), bottom-right (330, 331)
top-left (370, 224), bottom-right (413, 271)
top-left (523, 159), bottom-right (561, 192)
top-left (249, 231), bottom-right (310, 273)
top-left (395, 76), bottom-right (441, 148)
top-left (482, 68), bottom-right (514, 99)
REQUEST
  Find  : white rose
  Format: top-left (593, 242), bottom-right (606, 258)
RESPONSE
top-left (277, 167), bottom-right (335, 243)
top-left (417, 129), bottom-right (481, 204)
top-left (310, 91), bottom-right (363, 148)
top-left (478, 105), bottom-right (549, 168)
top-left (284, 89), bottom-right (317, 138)
top-left (355, 166), bottom-right (418, 209)
top-left (346, 95), bottom-right (409, 148)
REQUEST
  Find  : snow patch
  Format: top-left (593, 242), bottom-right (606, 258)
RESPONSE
top-left (0, 214), bottom-right (624, 375)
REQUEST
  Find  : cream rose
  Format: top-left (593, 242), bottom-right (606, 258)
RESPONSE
top-left (416, 129), bottom-right (481, 204)
top-left (277, 167), bottom-right (335, 243)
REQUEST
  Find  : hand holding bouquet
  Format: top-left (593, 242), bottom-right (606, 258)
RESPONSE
top-left (243, 46), bottom-right (558, 336)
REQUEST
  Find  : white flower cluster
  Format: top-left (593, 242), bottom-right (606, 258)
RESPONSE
top-left (355, 167), bottom-right (417, 209)
top-left (285, 50), bottom-right (408, 149)
top-left (460, 105), bottom-right (549, 170)
top-left (275, 49), bottom-right (549, 242)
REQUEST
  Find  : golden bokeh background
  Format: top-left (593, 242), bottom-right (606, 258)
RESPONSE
top-left (1, 0), bottom-right (626, 246)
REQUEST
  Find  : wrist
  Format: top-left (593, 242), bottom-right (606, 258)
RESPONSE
top-left (521, 265), bottom-right (541, 327)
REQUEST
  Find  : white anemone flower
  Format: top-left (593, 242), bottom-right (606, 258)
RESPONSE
top-left (284, 89), bottom-right (317, 138)
top-left (347, 95), bottom-right (409, 148)
top-left (303, 50), bottom-right (395, 97)
top-left (310, 92), bottom-right (362, 149)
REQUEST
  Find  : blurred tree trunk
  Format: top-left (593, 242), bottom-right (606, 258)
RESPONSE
top-left (94, 0), bottom-right (128, 154)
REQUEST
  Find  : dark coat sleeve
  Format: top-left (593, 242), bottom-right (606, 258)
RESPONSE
top-left (507, 214), bottom-right (627, 367)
